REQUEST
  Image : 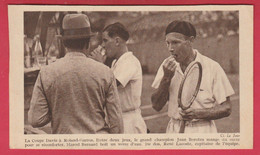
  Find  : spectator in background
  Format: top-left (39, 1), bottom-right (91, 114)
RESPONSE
top-left (151, 20), bottom-right (234, 133)
top-left (89, 22), bottom-right (147, 134)
top-left (28, 14), bottom-right (123, 134)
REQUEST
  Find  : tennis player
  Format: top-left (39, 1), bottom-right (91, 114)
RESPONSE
top-left (89, 22), bottom-right (147, 133)
top-left (151, 20), bottom-right (235, 133)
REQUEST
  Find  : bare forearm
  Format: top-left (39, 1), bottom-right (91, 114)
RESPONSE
top-left (195, 100), bottom-right (232, 120)
top-left (151, 76), bottom-right (172, 111)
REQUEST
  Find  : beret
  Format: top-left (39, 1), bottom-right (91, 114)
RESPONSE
top-left (165, 20), bottom-right (196, 38)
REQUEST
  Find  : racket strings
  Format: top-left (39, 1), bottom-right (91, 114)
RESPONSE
top-left (179, 63), bottom-right (202, 109)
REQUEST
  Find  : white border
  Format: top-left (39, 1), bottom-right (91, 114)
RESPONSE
top-left (9, 5), bottom-right (253, 149)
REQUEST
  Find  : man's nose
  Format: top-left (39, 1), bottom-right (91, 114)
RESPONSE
top-left (168, 43), bottom-right (175, 52)
top-left (101, 42), bottom-right (105, 48)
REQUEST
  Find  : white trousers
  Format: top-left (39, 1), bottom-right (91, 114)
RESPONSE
top-left (166, 118), bottom-right (217, 133)
top-left (122, 109), bottom-right (147, 134)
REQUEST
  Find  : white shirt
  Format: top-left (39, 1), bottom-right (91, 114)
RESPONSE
top-left (111, 52), bottom-right (142, 112)
top-left (152, 50), bottom-right (235, 119)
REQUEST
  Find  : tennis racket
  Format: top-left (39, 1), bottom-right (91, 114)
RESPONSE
top-left (178, 62), bottom-right (202, 133)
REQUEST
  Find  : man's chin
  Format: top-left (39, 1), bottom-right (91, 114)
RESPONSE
top-left (106, 55), bottom-right (112, 59)
top-left (174, 58), bottom-right (180, 63)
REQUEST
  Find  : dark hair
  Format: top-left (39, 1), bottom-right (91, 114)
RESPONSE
top-left (165, 20), bottom-right (196, 38)
top-left (103, 22), bottom-right (129, 41)
top-left (63, 38), bottom-right (90, 50)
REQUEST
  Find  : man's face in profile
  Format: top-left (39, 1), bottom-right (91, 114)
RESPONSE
top-left (101, 31), bottom-right (117, 59)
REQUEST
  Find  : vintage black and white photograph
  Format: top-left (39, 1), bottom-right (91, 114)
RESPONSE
top-left (23, 10), bottom-right (239, 134)
top-left (9, 5), bottom-right (253, 149)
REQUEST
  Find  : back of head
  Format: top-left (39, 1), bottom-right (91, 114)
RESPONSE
top-left (103, 22), bottom-right (129, 41)
top-left (61, 14), bottom-right (95, 50)
top-left (165, 20), bottom-right (196, 38)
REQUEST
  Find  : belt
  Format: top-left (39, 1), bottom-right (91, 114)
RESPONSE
top-left (122, 108), bottom-right (141, 114)
top-left (185, 120), bottom-right (211, 127)
top-left (170, 118), bottom-right (211, 127)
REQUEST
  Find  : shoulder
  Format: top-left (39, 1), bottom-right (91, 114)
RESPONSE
top-left (43, 56), bottom-right (113, 78)
top-left (199, 54), bottom-right (226, 78)
top-left (85, 58), bottom-right (114, 79)
top-left (200, 54), bottom-right (221, 70)
top-left (125, 52), bottom-right (141, 65)
top-left (116, 52), bottom-right (141, 70)
top-left (39, 58), bottom-right (63, 76)
top-left (89, 58), bottom-right (111, 71)
top-left (41, 56), bottom-right (66, 71)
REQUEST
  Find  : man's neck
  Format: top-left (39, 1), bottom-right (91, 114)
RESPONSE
top-left (180, 49), bottom-right (196, 73)
top-left (66, 48), bottom-right (87, 56)
top-left (115, 45), bottom-right (128, 60)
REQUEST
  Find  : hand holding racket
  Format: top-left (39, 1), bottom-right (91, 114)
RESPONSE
top-left (179, 107), bottom-right (197, 120)
top-left (178, 62), bottom-right (202, 133)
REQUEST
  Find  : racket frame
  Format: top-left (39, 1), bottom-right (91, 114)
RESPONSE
top-left (178, 61), bottom-right (202, 133)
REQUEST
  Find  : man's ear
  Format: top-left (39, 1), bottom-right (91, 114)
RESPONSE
top-left (185, 36), bottom-right (194, 47)
top-left (82, 41), bottom-right (90, 55)
top-left (115, 37), bottom-right (121, 46)
top-left (188, 36), bottom-right (195, 42)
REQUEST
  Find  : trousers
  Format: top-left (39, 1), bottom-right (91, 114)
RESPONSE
top-left (122, 108), bottom-right (147, 134)
top-left (166, 118), bottom-right (217, 133)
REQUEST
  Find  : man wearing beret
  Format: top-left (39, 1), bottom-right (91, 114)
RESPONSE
top-left (89, 22), bottom-right (147, 133)
top-left (28, 14), bottom-right (123, 134)
top-left (151, 20), bottom-right (234, 133)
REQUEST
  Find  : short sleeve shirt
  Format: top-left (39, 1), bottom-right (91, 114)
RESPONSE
top-left (111, 52), bottom-right (142, 112)
top-left (152, 50), bottom-right (235, 119)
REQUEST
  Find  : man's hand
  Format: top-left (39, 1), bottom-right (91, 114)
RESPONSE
top-left (179, 107), bottom-right (199, 121)
top-left (163, 56), bottom-right (177, 79)
top-left (179, 98), bottom-right (232, 121)
top-left (88, 46), bottom-right (107, 63)
top-left (151, 56), bottom-right (177, 112)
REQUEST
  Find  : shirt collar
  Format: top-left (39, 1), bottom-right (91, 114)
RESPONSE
top-left (65, 52), bottom-right (86, 58)
top-left (193, 49), bottom-right (202, 63)
top-left (175, 49), bottom-right (202, 75)
top-left (112, 52), bottom-right (133, 68)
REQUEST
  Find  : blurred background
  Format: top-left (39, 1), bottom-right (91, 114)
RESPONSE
top-left (24, 11), bottom-right (239, 134)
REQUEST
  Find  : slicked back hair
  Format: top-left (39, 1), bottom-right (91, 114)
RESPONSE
top-left (103, 22), bottom-right (129, 41)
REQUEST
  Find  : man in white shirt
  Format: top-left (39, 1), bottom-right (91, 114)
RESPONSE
top-left (89, 22), bottom-right (147, 133)
top-left (151, 20), bottom-right (235, 133)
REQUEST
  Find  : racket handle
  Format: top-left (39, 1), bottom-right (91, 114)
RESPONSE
top-left (179, 120), bottom-right (186, 133)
